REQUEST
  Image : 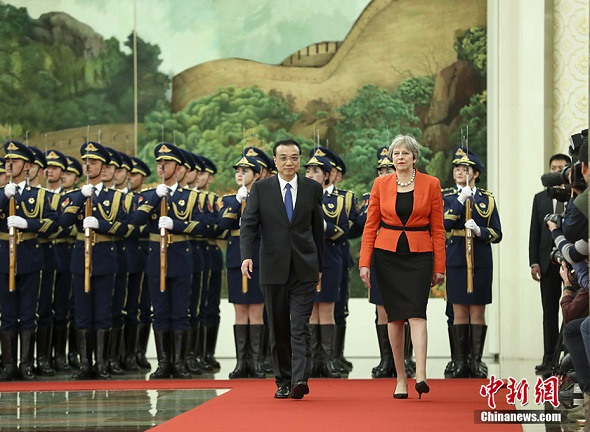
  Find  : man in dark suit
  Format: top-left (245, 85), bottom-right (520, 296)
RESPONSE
top-left (241, 138), bottom-right (324, 400)
top-left (529, 153), bottom-right (571, 375)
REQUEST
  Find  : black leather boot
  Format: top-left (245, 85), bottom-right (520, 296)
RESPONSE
top-left (372, 324), bottom-right (396, 378)
top-left (469, 324), bottom-right (488, 378)
top-left (135, 322), bottom-right (152, 369)
top-left (149, 329), bottom-right (171, 379)
top-left (228, 325), bottom-right (250, 379)
top-left (0, 330), bottom-right (18, 381)
top-left (195, 324), bottom-right (213, 372)
top-left (171, 330), bottom-right (191, 379)
top-left (444, 326), bottom-right (456, 378)
top-left (185, 326), bottom-right (202, 375)
top-left (204, 323), bottom-right (221, 370)
top-left (52, 325), bottom-right (71, 371)
top-left (320, 325), bottom-right (341, 378)
top-left (95, 329), bottom-right (111, 379)
top-left (450, 324), bottom-right (470, 378)
top-left (248, 324), bottom-right (266, 378)
top-left (19, 330), bottom-right (37, 381)
top-left (36, 325), bottom-right (55, 376)
top-left (309, 324), bottom-right (322, 378)
top-left (122, 324), bottom-right (139, 371)
top-left (403, 322), bottom-right (416, 377)
top-left (335, 324), bottom-right (352, 373)
top-left (68, 325), bottom-right (81, 369)
top-left (72, 329), bottom-right (93, 380)
top-left (107, 327), bottom-right (125, 375)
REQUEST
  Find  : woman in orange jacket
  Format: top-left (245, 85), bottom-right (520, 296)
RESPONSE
top-left (359, 134), bottom-right (445, 400)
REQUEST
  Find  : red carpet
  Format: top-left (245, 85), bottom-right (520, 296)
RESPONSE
top-left (0, 378), bottom-right (523, 432)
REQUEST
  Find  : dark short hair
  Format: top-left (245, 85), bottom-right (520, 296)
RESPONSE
top-left (273, 139), bottom-right (301, 156)
top-left (549, 153), bottom-right (571, 166)
top-left (578, 142), bottom-right (588, 165)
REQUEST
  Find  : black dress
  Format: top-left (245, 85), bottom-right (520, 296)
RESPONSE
top-left (373, 191), bottom-right (433, 321)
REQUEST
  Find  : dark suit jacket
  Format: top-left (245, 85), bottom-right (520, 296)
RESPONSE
top-left (529, 190), bottom-right (555, 273)
top-left (240, 174), bottom-right (324, 285)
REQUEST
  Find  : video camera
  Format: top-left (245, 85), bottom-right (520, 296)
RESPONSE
top-left (541, 129), bottom-right (588, 198)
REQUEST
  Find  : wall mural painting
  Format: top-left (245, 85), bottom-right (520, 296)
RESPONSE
top-left (0, 0), bottom-right (487, 297)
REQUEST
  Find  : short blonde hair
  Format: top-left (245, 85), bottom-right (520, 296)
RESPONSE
top-left (388, 134), bottom-right (420, 162)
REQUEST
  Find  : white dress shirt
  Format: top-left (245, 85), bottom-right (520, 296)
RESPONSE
top-left (278, 175), bottom-right (298, 210)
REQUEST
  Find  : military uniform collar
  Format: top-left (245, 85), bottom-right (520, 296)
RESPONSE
top-left (16, 180), bottom-right (27, 192)
top-left (324, 184), bottom-right (334, 195)
top-left (169, 182), bottom-right (179, 196)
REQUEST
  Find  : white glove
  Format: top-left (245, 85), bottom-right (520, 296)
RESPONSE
top-left (156, 184), bottom-right (169, 198)
top-left (236, 186), bottom-right (248, 203)
top-left (457, 186), bottom-right (473, 204)
top-left (83, 216), bottom-right (99, 229)
top-left (158, 216), bottom-right (173, 230)
top-left (4, 182), bottom-right (16, 199)
top-left (465, 219), bottom-right (481, 236)
top-left (323, 220), bottom-right (328, 231)
top-left (7, 215), bottom-right (27, 229)
top-left (81, 184), bottom-right (94, 197)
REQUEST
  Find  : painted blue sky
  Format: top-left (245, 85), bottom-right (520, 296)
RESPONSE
top-left (10, 0), bottom-right (370, 75)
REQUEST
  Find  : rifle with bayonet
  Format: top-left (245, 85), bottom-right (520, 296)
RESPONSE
top-left (84, 128), bottom-right (93, 293)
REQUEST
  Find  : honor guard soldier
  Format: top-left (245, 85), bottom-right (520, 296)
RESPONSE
top-left (0, 158), bottom-right (7, 187)
top-left (243, 146), bottom-right (274, 179)
top-left (332, 153), bottom-right (359, 374)
top-left (44, 150), bottom-right (74, 372)
top-left (177, 150), bottom-right (205, 375)
top-left (62, 156), bottom-right (83, 369)
top-left (359, 147), bottom-right (397, 378)
top-left (304, 154), bottom-right (348, 378)
top-left (26, 146), bottom-right (58, 376)
top-left (193, 155), bottom-right (222, 372)
top-left (0, 141), bottom-right (58, 381)
top-left (124, 156), bottom-right (152, 370)
top-left (26, 146), bottom-right (46, 188)
top-left (219, 156), bottom-right (266, 378)
top-left (58, 141), bottom-right (131, 380)
top-left (130, 143), bottom-right (208, 379)
top-left (443, 147), bottom-right (502, 379)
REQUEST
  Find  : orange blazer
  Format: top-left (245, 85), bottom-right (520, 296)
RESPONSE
top-left (359, 170), bottom-right (446, 274)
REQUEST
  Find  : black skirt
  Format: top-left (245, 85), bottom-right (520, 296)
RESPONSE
top-left (373, 248), bottom-right (433, 321)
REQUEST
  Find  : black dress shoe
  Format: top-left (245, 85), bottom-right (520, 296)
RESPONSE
top-left (274, 385), bottom-right (291, 399)
top-left (535, 363), bottom-right (552, 375)
top-left (289, 381), bottom-right (309, 399)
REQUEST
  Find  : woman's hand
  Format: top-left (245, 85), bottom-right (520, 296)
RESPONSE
top-left (431, 272), bottom-right (444, 287)
top-left (359, 266), bottom-right (371, 289)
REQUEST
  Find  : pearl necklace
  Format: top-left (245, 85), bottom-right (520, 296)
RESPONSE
top-left (396, 169), bottom-right (415, 187)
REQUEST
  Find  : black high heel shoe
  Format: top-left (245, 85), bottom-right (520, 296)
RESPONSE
top-left (415, 381), bottom-right (430, 399)
top-left (393, 382), bottom-right (408, 399)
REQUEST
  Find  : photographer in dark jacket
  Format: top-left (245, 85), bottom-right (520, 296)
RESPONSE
top-left (562, 138), bottom-right (588, 242)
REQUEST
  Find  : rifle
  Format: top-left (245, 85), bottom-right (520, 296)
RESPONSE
top-left (464, 127), bottom-right (474, 294)
top-left (159, 166), bottom-right (168, 292)
top-left (241, 127), bottom-right (248, 294)
top-left (84, 129), bottom-right (93, 293)
top-left (8, 162), bottom-right (16, 293)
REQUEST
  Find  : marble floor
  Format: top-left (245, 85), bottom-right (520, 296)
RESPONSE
top-left (0, 357), bottom-right (583, 432)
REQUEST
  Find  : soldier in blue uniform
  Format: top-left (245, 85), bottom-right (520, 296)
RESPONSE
top-left (124, 156), bottom-right (152, 370)
top-left (443, 147), bottom-right (502, 378)
top-left (193, 156), bottom-right (222, 372)
top-left (26, 146), bottom-right (46, 188)
top-left (43, 150), bottom-right (73, 372)
top-left (219, 156), bottom-right (266, 378)
top-left (304, 154), bottom-right (348, 378)
top-left (331, 153), bottom-right (359, 374)
top-left (0, 158), bottom-right (6, 187)
top-left (131, 143), bottom-right (208, 379)
top-left (62, 156), bottom-right (83, 369)
top-left (0, 141), bottom-right (58, 381)
top-left (58, 142), bottom-right (131, 380)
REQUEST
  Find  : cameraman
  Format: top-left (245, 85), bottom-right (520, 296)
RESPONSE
top-left (529, 153), bottom-right (571, 374)
top-left (562, 140), bottom-right (588, 242)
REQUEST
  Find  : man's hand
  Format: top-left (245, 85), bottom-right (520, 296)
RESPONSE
top-left (531, 265), bottom-right (541, 282)
top-left (81, 184), bottom-right (94, 198)
top-left (359, 266), bottom-right (371, 289)
top-left (158, 216), bottom-right (173, 230)
top-left (465, 219), bottom-right (481, 236)
top-left (4, 182), bottom-right (16, 199)
top-left (241, 259), bottom-right (253, 279)
top-left (431, 272), bottom-right (444, 287)
top-left (559, 261), bottom-right (572, 287)
top-left (546, 220), bottom-right (558, 232)
top-left (7, 215), bottom-right (27, 229)
top-left (156, 183), bottom-right (169, 198)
